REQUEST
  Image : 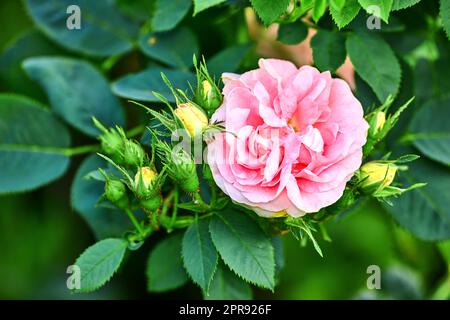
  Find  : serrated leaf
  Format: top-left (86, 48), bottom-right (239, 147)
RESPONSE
top-left (277, 21), bottom-right (308, 45)
top-left (71, 155), bottom-right (133, 239)
top-left (182, 219), bottom-right (218, 293)
top-left (111, 67), bottom-right (195, 103)
top-left (209, 209), bottom-right (275, 290)
top-left (0, 94), bottom-right (70, 194)
top-left (139, 27), bottom-right (199, 70)
top-left (24, 0), bottom-right (139, 57)
top-left (331, 0), bottom-right (346, 10)
top-left (383, 155), bottom-right (450, 240)
top-left (146, 233), bottom-right (189, 292)
top-left (250, 0), bottom-right (290, 26)
top-left (346, 32), bottom-right (401, 102)
top-left (358, 0), bottom-right (393, 23)
top-left (392, 0), bottom-right (421, 10)
top-left (193, 0), bottom-right (226, 15)
top-left (330, 0), bottom-right (361, 29)
top-left (152, 0), bottom-right (191, 32)
top-left (409, 97), bottom-right (450, 166)
top-left (23, 57), bottom-right (125, 137)
top-left (74, 238), bottom-right (127, 292)
top-left (204, 262), bottom-right (252, 300)
top-left (311, 30), bottom-right (346, 72)
top-left (312, 0), bottom-right (327, 22)
top-left (441, 0), bottom-right (450, 40)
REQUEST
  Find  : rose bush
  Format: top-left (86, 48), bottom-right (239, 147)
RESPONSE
top-left (208, 59), bottom-right (368, 217)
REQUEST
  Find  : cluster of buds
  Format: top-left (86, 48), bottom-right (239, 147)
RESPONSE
top-left (93, 117), bottom-right (145, 168)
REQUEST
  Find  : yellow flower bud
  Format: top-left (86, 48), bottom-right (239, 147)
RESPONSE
top-left (134, 167), bottom-right (157, 189)
top-left (374, 111), bottom-right (386, 133)
top-left (202, 80), bottom-right (212, 97)
top-left (360, 162), bottom-right (397, 192)
top-left (174, 103), bottom-right (208, 137)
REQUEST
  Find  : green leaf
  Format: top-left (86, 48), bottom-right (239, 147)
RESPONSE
top-left (392, 0), bottom-right (421, 10)
top-left (147, 233), bottom-right (189, 292)
top-left (277, 21), bottom-right (309, 45)
top-left (193, 0), bottom-right (226, 15)
top-left (409, 97), bottom-right (450, 166)
top-left (311, 30), bottom-right (346, 72)
top-left (312, 0), bottom-right (328, 22)
top-left (209, 209), bottom-right (275, 290)
top-left (23, 57), bottom-right (125, 137)
top-left (111, 67), bottom-right (195, 103)
top-left (358, 0), bottom-right (393, 23)
top-left (71, 155), bottom-right (133, 239)
top-left (441, 0), bottom-right (450, 40)
top-left (0, 94), bottom-right (70, 194)
top-left (250, 0), bottom-right (290, 26)
top-left (139, 27), bottom-right (199, 70)
top-left (0, 30), bottom-right (64, 102)
top-left (152, 0), bottom-right (192, 32)
top-left (208, 44), bottom-right (253, 78)
top-left (383, 156), bottom-right (450, 240)
top-left (331, 0), bottom-right (346, 10)
top-left (116, 0), bottom-right (153, 22)
top-left (346, 32), bottom-right (401, 102)
top-left (205, 262), bottom-right (252, 300)
top-left (24, 0), bottom-right (139, 57)
top-left (330, 0), bottom-right (361, 29)
top-left (182, 219), bottom-right (218, 294)
top-left (74, 238), bottom-right (127, 292)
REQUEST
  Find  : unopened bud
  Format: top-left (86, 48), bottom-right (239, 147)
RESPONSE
top-left (105, 179), bottom-right (128, 208)
top-left (370, 111), bottom-right (386, 136)
top-left (174, 103), bottom-right (208, 137)
top-left (199, 80), bottom-right (222, 112)
top-left (359, 162), bottom-right (397, 194)
top-left (169, 150), bottom-right (199, 193)
top-left (123, 140), bottom-right (145, 167)
top-left (134, 166), bottom-right (159, 199)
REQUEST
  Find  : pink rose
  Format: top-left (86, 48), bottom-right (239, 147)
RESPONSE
top-left (206, 59), bottom-right (369, 217)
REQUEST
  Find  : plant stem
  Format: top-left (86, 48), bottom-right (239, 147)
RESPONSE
top-left (125, 208), bottom-right (144, 235)
top-left (64, 144), bottom-right (100, 156)
top-left (170, 188), bottom-right (179, 229)
top-left (126, 124), bottom-right (146, 138)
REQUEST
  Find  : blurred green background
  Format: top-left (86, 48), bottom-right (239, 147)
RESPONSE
top-left (0, 0), bottom-right (449, 300)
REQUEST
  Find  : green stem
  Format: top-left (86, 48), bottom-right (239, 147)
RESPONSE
top-left (431, 271), bottom-right (450, 300)
top-left (64, 144), bottom-right (100, 156)
top-left (126, 124), bottom-right (146, 138)
top-left (170, 189), bottom-right (179, 229)
top-left (125, 208), bottom-right (144, 235)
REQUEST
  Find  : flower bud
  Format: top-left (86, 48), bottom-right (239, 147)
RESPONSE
top-left (123, 140), bottom-right (145, 167)
top-left (168, 150), bottom-right (200, 193)
top-left (369, 111), bottom-right (386, 136)
top-left (134, 166), bottom-right (159, 199)
top-left (105, 179), bottom-right (128, 208)
top-left (198, 79), bottom-right (222, 112)
top-left (359, 162), bottom-right (397, 194)
top-left (174, 103), bottom-right (208, 137)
